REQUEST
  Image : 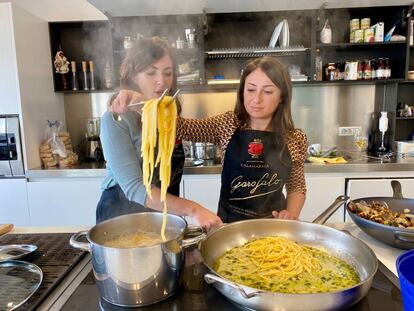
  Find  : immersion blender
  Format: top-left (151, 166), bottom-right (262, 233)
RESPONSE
top-left (378, 111), bottom-right (388, 152)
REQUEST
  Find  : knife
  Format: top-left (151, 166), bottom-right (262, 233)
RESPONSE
top-left (0, 224), bottom-right (13, 236)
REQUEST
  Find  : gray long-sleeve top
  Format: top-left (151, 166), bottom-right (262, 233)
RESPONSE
top-left (100, 110), bottom-right (148, 205)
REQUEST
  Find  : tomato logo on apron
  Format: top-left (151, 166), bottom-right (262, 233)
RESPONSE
top-left (247, 139), bottom-right (264, 158)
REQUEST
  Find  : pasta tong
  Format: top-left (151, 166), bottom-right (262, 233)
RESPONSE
top-left (127, 89), bottom-right (180, 108)
top-left (113, 89), bottom-right (180, 122)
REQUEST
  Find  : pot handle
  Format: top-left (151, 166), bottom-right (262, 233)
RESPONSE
top-left (312, 195), bottom-right (349, 225)
top-left (391, 180), bottom-right (404, 198)
top-left (181, 226), bottom-right (206, 248)
top-left (395, 231), bottom-right (414, 243)
top-left (204, 273), bottom-right (261, 299)
top-left (69, 231), bottom-right (91, 252)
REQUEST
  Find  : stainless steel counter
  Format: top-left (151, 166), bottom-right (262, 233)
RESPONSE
top-left (25, 157), bottom-right (414, 179)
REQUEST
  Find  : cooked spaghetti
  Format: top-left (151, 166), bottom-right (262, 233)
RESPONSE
top-left (214, 236), bottom-right (360, 294)
top-left (104, 230), bottom-right (163, 248)
top-left (141, 95), bottom-right (177, 241)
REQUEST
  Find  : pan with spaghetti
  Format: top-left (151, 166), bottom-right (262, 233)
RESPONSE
top-left (200, 196), bottom-right (378, 311)
top-left (70, 96), bottom-right (205, 307)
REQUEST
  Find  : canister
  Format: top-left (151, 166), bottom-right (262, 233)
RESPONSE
top-left (350, 19), bottom-right (360, 32)
top-left (364, 28), bottom-right (375, 43)
top-left (354, 29), bottom-right (364, 43)
top-left (361, 18), bottom-right (371, 30)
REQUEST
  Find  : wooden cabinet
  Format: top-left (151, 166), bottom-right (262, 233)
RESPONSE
top-left (27, 178), bottom-right (103, 226)
top-left (0, 179), bottom-right (30, 226)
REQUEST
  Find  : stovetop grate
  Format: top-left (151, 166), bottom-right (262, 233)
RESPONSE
top-left (0, 233), bottom-right (86, 311)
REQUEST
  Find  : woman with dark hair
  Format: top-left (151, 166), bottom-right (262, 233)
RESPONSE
top-left (112, 55), bottom-right (307, 223)
top-left (177, 57), bottom-right (307, 222)
top-left (97, 37), bottom-right (223, 229)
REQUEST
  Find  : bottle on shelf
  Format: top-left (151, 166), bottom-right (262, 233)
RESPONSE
top-left (82, 61), bottom-right (89, 91)
top-left (89, 61), bottom-right (96, 91)
top-left (384, 58), bottom-right (391, 79)
top-left (104, 61), bottom-right (113, 89)
top-left (70, 61), bottom-right (78, 91)
top-left (315, 49), bottom-right (323, 81)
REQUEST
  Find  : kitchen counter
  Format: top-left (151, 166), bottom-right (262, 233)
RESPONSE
top-left (25, 156), bottom-right (414, 178)
top-left (7, 222), bottom-right (405, 311)
top-left (9, 222), bottom-right (404, 279)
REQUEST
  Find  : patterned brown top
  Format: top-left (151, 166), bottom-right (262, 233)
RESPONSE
top-left (177, 111), bottom-right (307, 195)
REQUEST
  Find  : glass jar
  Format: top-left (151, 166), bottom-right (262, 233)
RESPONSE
top-left (371, 59), bottom-right (377, 80)
top-left (123, 36), bottom-right (132, 49)
top-left (357, 60), bottom-right (363, 80)
top-left (376, 58), bottom-right (385, 80)
top-left (384, 58), bottom-right (391, 79)
top-left (326, 63), bottom-right (337, 81)
top-left (363, 59), bottom-right (372, 80)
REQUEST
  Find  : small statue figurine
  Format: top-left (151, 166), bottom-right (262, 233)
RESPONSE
top-left (53, 50), bottom-right (70, 90)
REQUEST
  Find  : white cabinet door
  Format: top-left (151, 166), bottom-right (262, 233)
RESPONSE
top-left (0, 178), bottom-right (29, 226)
top-left (27, 178), bottom-right (103, 226)
top-left (182, 175), bottom-right (221, 224)
top-left (301, 176), bottom-right (346, 223)
top-left (0, 3), bottom-right (20, 115)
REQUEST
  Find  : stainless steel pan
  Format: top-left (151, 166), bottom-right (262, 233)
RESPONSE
top-left (347, 180), bottom-right (414, 250)
top-left (200, 196), bottom-right (378, 311)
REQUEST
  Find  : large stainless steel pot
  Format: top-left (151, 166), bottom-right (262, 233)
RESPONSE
top-left (200, 196), bottom-right (378, 311)
top-left (70, 212), bottom-right (204, 307)
top-left (347, 180), bottom-right (414, 250)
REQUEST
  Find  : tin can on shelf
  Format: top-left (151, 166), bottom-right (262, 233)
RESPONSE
top-left (354, 29), bottom-right (364, 43)
top-left (364, 28), bottom-right (375, 43)
top-left (361, 18), bottom-right (371, 30)
top-left (350, 19), bottom-right (360, 32)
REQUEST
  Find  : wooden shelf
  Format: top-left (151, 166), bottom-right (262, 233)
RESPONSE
top-left (396, 117), bottom-right (414, 120)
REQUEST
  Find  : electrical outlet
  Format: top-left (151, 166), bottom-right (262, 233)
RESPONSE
top-left (338, 126), bottom-right (362, 136)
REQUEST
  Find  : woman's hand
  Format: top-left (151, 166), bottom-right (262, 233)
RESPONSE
top-left (272, 209), bottom-right (298, 220)
top-left (191, 203), bottom-right (223, 231)
top-left (110, 89), bottom-right (143, 114)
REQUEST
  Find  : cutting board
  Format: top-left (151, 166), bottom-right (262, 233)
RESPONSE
top-left (0, 224), bottom-right (13, 236)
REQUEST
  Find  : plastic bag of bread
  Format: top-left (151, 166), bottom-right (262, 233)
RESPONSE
top-left (39, 120), bottom-right (78, 168)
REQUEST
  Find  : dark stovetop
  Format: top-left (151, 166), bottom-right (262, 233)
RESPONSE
top-left (0, 233), bottom-right (86, 311)
top-left (61, 249), bottom-right (403, 311)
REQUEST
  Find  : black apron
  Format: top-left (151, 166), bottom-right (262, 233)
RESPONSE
top-left (96, 140), bottom-right (184, 224)
top-left (217, 129), bottom-right (292, 223)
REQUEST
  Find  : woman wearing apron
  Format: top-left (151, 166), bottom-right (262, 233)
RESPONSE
top-left (176, 57), bottom-right (307, 222)
top-left (97, 37), bottom-right (222, 229)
